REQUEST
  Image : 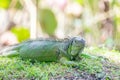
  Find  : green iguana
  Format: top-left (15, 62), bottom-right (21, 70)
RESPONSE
top-left (0, 37), bottom-right (85, 66)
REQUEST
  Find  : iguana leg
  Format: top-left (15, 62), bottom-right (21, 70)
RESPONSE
top-left (59, 57), bottom-right (79, 67)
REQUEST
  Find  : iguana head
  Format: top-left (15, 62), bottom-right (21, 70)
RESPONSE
top-left (68, 37), bottom-right (85, 60)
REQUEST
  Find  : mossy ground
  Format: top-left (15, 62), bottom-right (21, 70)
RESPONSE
top-left (0, 47), bottom-right (120, 80)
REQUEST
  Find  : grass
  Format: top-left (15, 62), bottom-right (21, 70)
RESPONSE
top-left (0, 47), bottom-right (120, 80)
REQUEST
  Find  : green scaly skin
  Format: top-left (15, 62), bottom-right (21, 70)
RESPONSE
top-left (0, 37), bottom-right (85, 66)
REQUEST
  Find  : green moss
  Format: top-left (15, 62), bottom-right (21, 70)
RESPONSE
top-left (0, 47), bottom-right (120, 79)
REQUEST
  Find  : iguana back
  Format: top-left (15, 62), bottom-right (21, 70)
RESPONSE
top-left (19, 40), bottom-right (65, 61)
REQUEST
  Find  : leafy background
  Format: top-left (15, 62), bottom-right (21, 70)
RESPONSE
top-left (0, 0), bottom-right (120, 50)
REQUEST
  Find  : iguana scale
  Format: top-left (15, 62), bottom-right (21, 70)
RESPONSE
top-left (0, 37), bottom-right (85, 66)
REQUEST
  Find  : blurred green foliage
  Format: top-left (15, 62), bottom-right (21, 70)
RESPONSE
top-left (0, 0), bottom-right (10, 9)
top-left (75, 0), bottom-right (84, 6)
top-left (73, 0), bottom-right (120, 49)
top-left (112, 0), bottom-right (120, 50)
top-left (15, 1), bottom-right (23, 9)
top-left (11, 27), bottom-right (30, 42)
top-left (0, 0), bottom-right (119, 49)
top-left (38, 9), bottom-right (57, 35)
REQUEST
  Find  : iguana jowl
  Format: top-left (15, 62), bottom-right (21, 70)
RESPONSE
top-left (0, 37), bottom-right (85, 66)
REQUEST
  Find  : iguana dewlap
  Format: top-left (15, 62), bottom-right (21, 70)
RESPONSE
top-left (0, 37), bottom-right (85, 66)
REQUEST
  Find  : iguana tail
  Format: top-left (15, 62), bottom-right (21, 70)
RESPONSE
top-left (0, 44), bottom-right (20, 57)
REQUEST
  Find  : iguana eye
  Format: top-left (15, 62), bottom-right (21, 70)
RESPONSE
top-left (74, 40), bottom-right (81, 45)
